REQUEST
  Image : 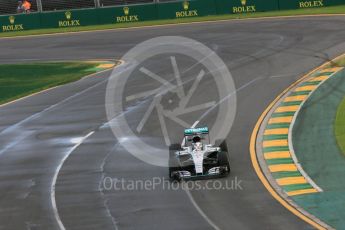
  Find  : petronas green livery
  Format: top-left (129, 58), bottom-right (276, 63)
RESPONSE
top-left (184, 127), bottom-right (209, 135)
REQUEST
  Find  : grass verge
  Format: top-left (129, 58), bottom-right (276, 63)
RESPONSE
top-left (0, 62), bottom-right (111, 105)
top-left (1, 5), bottom-right (345, 38)
top-left (333, 56), bottom-right (345, 67)
top-left (335, 96), bottom-right (345, 155)
top-left (333, 55), bottom-right (345, 155)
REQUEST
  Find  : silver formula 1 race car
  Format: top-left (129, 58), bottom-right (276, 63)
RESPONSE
top-left (169, 127), bottom-right (230, 181)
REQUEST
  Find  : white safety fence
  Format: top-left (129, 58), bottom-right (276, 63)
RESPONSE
top-left (0, 0), bottom-right (181, 15)
top-left (0, 0), bottom-right (178, 15)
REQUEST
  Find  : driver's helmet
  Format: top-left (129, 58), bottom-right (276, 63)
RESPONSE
top-left (192, 136), bottom-right (202, 151)
top-left (192, 135), bottom-right (201, 143)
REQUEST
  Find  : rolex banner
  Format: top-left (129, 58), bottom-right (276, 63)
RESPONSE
top-left (157, 0), bottom-right (216, 20)
top-left (215, 0), bottom-right (279, 15)
top-left (1, 0), bottom-right (345, 33)
top-left (0, 13), bottom-right (40, 32)
top-left (96, 3), bottom-right (157, 25)
top-left (278, 0), bottom-right (341, 10)
top-left (40, 8), bottom-right (98, 28)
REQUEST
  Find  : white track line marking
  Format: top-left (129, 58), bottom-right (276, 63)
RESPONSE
top-left (0, 63), bottom-right (123, 230)
top-left (198, 77), bottom-right (261, 122)
top-left (0, 76), bottom-right (110, 136)
top-left (181, 120), bottom-right (222, 230)
top-left (181, 77), bottom-right (261, 230)
top-left (51, 131), bottom-right (95, 230)
top-left (185, 188), bottom-right (221, 230)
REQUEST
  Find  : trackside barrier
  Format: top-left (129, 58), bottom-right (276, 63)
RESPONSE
top-left (157, 0), bottom-right (216, 20)
top-left (0, 13), bottom-right (41, 32)
top-left (215, 0), bottom-right (279, 15)
top-left (40, 9), bottom-right (99, 28)
top-left (97, 3), bottom-right (157, 25)
top-left (279, 0), bottom-right (343, 10)
top-left (1, 0), bottom-right (345, 33)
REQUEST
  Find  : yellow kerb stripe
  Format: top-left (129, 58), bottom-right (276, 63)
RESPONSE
top-left (268, 116), bottom-right (293, 124)
top-left (284, 95), bottom-right (307, 102)
top-left (276, 176), bottom-right (307, 186)
top-left (263, 139), bottom-right (288, 148)
top-left (295, 85), bottom-right (317, 92)
top-left (309, 76), bottom-right (328, 82)
top-left (287, 188), bottom-right (318, 196)
top-left (97, 63), bottom-right (115, 68)
top-left (264, 151), bottom-right (291, 159)
top-left (268, 164), bottom-right (297, 172)
top-left (264, 128), bottom-right (289, 135)
top-left (275, 106), bottom-right (299, 113)
top-left (319, 67), bottom-right (342, 73)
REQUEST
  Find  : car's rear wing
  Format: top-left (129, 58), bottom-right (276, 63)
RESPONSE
top-left (184, 127), bottom-right (209, 136)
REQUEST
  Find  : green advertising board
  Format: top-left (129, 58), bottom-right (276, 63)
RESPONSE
top-left (97, 4), bottom-right (157, 25)
top-left (40, 9), bottom-right (99, 29)
top-left (1, 0), bottom-right (345, 33)
top-left (216, 0), bottom-right (279, 15)
top-left (279, 0), bottom-right (344, 10)
top-left (279, 0), bottom-right (325, 10)
top-left (157, 0), bottom-right (217, 20)
top-left (0, 13), bottom-right (41, 33)
top-left (329, 0), bottom-right (345, 6)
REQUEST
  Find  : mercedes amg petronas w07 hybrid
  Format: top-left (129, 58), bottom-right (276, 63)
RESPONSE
top-left (169, 127), bottom-right (230, 181)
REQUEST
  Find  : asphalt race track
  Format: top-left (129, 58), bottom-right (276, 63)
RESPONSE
top-left (1, 16), bottom-right (345, 230)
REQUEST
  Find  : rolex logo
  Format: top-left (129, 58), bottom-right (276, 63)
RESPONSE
top-left (59, 10), bottom-right (80, 27)
top-left (9, 16), bottom-right (15, 24)
top-left (233, 0), bottom-right (255, 13)
top-left (65, 11), bottom-right (72, 20)
top-left (176, 0), bottom-right (197, 18)
top-left (117, 6), bottom-right (139, 23)
top-left (3, 15), bottom-right (23, 32)
top-left (183, 1), bottom-right (189, 10)
top-left (123, 7), bottom-right (129, 16)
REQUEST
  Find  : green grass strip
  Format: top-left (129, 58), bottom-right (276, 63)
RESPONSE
top-left (0, 62), bottom-right (104, 105)
top-left (86, 67), bottom-right (106, 72)
top-left (290, 91), bottom-right (311, 96)
top-left (266, 123), bottom-right (291, 129)
top-left (263, 134), bottom-right (288, 140)
top-left (271, 112), bottom-right (295, 117)
top-left (272, 171), bottom-right (302, 179)
top-left (280, 101), bottom-right (303, 106)
top-left (335, 96), bottom-right (345, 155)
top-left (332, 58), bottom-right (345, 67)
top-left (299, 81), bottom-right (321, 86)
top-left (283, 183), bottom-right (313, 192)
top-left (313, 71), bottom-right (334, 77)
top-left (2, 5), bottom-right (345, 38)
top-left (266, 158), bottom-right (294, 165)
top-left (263, 146), bottom-right (290, 153)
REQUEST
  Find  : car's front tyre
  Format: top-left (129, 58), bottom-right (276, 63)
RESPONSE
top-left (169, 144), bottom-right (181, 180)
top-left (218, 151), bottom-right (230, 175)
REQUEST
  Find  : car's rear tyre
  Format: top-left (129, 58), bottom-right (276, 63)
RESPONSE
top-left (218, 151), bottom-right (230, 174)
top-left (169, 144), bottom-right (181, 179)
